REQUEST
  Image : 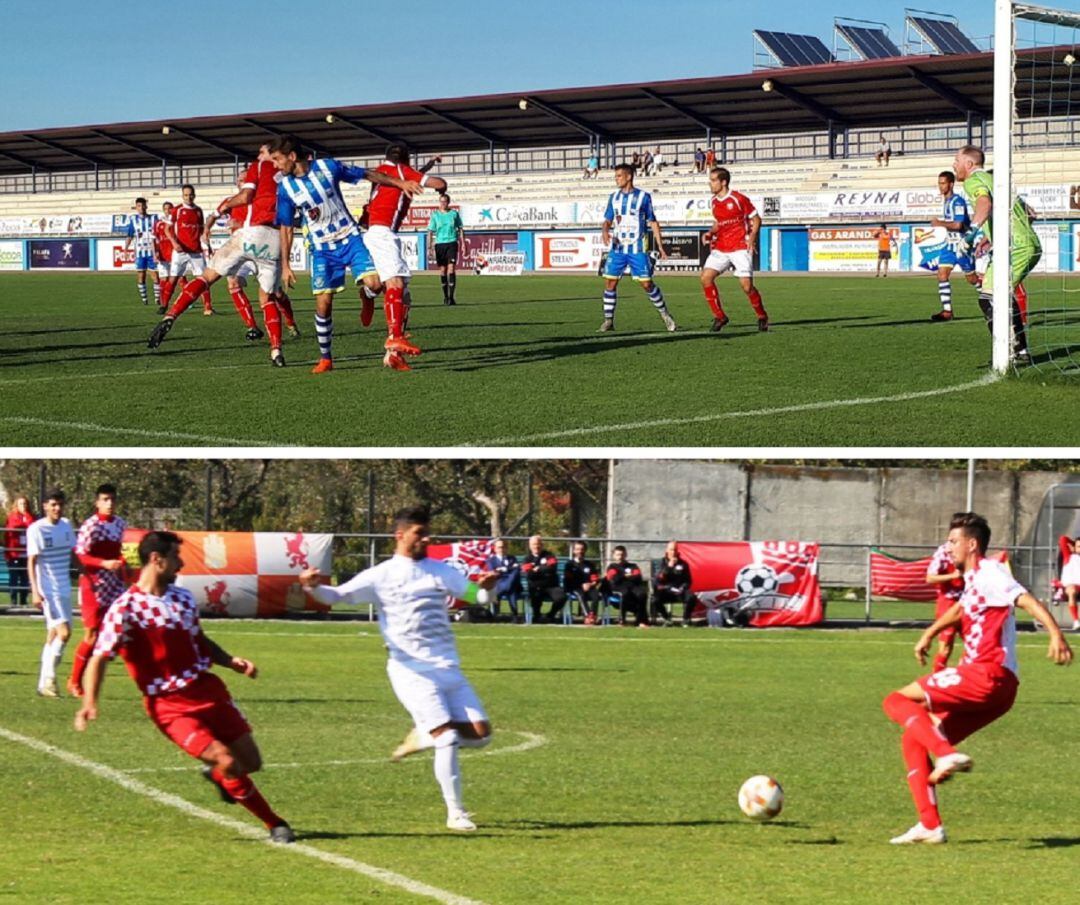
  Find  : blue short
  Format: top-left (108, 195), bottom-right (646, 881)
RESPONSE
top-left (311, 233), bottom-right (376, 293)
top-left (603, 250), bottom-right (652, 281)
top-left (939, 248), bottom-right (974, 272)
top-left (135, 254), bottom-right (156, 271)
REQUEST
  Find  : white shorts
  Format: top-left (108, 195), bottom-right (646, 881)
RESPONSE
top-left (156, 260), bottom-right (170, 280)
top-left (365, 225), bottom-right (410, 282)
top-left (704, 249), bottom-right (753, 278)
top-left (41, 586), bottom-right (72, 629)
top-left (210, 226), bottom-right (282, 294)
top-left (386, 659), bottom-right (487, 733)
top-left (169, 251), bottom-right (206, 279)
top-left (975, 253), bottom-right (990, 277)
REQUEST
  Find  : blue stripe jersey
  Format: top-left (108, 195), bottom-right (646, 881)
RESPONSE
top-left (942, 193), bottom-right (970, 234)
top-left (26, 516), bottom-right (74, 595)
top-left (126, 213), bottom-right (157, 255)
top-left (604, 188), bottom-right (655, 253)
top-left (277, 158), bottom-right (367, 251)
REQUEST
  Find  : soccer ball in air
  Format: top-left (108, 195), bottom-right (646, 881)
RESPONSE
top-left (738, 775), bottom-right (784, 821)
top-left (735, 563), bottom-right (779, 596)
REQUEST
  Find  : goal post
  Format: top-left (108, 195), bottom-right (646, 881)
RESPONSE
top-left (993, 0), bottom-right (1013, 374)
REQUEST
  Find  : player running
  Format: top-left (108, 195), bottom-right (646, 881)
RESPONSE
top-left (953, 144), bottom-right (1040, 362)
top-left (67, 483), bottom-right (128, 697)
top-left (272, 136), bottom-right (423, 374)
top-left (928, 172), bottom-right (978, 321)
top-left (123, 197), bottom-right (160, 308)
top-left (75, 531), bottom-right (295, 844)
top-left (882, 512), bottom-right (1071, 845)
top-left (152, 202), bottom-right (185, 314)
top-left (598, 163), bottom-right (674, 333)
top-left (924, 522), bottom-right (965, 673)
top-left (701, 167), bottom-right (768, 332)
top-left (149, 148), bottom-right (289, 365)
top-left (158, 184), bottom-right (214, 316)
top-left (27, 488), bottom-right (75, 698)
top-left (298, 505), bottom-right (499, 832)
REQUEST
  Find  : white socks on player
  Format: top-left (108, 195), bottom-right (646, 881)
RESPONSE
top-left (938, 281), bottom-right (952, 312)
top-left (39, 636), bottom-right (67, 687)
top-left (432, 730), bottom-right (464, 815)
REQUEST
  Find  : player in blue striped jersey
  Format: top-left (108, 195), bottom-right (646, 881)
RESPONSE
top-left (929, 171), bottom-right (977, 322)
top-left (124, 198), bottom-right (160, 308)
top-left (271, 136), bottom-right (422, 374)
top-left (599, 164), bottom-right (674, 333)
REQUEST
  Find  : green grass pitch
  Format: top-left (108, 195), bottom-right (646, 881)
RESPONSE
top-left (0, 271), bottom-right (1077, 447)
top-left (3, 618), bottom-right (1080, 903)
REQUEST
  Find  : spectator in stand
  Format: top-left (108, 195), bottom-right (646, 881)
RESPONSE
top-left (641, 149), bottom-right (653, 177)
top-left (652, 540), bottom-right (695, 627)
top-left (694, 148), bottom-right (706, 173)
top-left (583, 154), bottom-right (599, 179)
top-left (876, 134), bottom-right (892, 167)
top-left (522, 535), bottom-right (566, 623)
top-left (631, 151), bottom-right (641, 172)
top-left (485, 538), bottom-right (522, 622)
top-left (1060, 536), bottom-right (1080, 631)
top-left (5, 495), bottom-right (36, 606)
top-left (705, 147), bottom-right (716, 170)
top-left (563, 540), bottom-right (601, 625)
top-left (652, 146), bottom-right (664, 175)
top-left (602, 546), bottom-right (650, 628)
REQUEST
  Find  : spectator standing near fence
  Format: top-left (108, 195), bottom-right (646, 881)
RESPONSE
top-left (705, 147), bottom-right (716, 170)
top-left (1060, 536), bottom-right (1080, 631)
top-left (694, 148), bottom-right (705, 173)
top-left (563, 541), bottom-right (601, 625)
top-left (876, 134), bottom-right (892, 167)
top-left (602, 546), bottom-right (650, 628)
top-left (653, 541), bottom-right (694, 627)
top-left (427, 194), bottom-right (464, 306)
top-left (5, 495), bottom-right (35, 606)
top-left (522, 535), bottom-right (567, 623)
top-left (27, 489), bottom-right (75, 698)
top-left (486, 538), bottom-right (522, 621)
top-left (652, 146), bottom-right (664, 175)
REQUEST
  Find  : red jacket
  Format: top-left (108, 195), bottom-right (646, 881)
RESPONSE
top-left (5, 509), bottom-right (35, 561)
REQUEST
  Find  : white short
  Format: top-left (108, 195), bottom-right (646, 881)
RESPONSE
top-left (703, 249), bottom-right (753, 279)
top-left (1062, 558), bottom-right (1080, 587)
top-left (169, 251), bottom-right (206, 279)
top-left (975, 253), bottom-right (990, 277)
top-left (210, 226), bottom-right (282, 294)
top-left (156, 261), bottom-right (170, 280)
top-left (386, 659), bottom-right (487, 733)
top-left (41, 586), bottom-right (72, 629)
top-left (365, 225), bottom-right (410, 282)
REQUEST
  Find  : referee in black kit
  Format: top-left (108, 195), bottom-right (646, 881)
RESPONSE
top-left (427, 193), bottom-right (465, 305)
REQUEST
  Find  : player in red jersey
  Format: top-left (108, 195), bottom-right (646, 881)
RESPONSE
top-left (364, 145), bottom-right (446, 370)
top-left (882, 512), bottom-right (1071, 845)
top-left (209, 176), bottom-right (262, 341)
top-left (74, 531), bottom-right (295, 844)
top-left (159, 185), bottom-right (214, 316)
top-left (924, 523), bottom-right (966, 673)
top-left (149, 146), bottom-right (288, 366)
top-left (701, 167), bottom-right (768, 333)
top-left (67, 483), bottom-right (128, 697)
top-left (152, 203), bottom-right (187, 314)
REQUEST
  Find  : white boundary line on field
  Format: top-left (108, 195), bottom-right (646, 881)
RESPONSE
top-left (0, 416), bottom-right (281, 447)
top-left (121, 729), bottom-right (548, 774)
top-left (0, 725), bottom-right (487, 905)
top-left (485, 372), bottom-right (1001, 445)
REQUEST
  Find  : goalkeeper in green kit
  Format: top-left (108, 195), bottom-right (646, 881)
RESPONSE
top-left (953, 144), bottom-right (1039, 361)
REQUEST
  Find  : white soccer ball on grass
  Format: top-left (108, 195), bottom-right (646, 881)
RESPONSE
top-left (738, 775), bottom-right (784, 821)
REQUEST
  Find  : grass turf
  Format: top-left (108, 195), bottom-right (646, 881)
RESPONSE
top-left (0, 271), bottom-right (1078, 447)
top-left (2, 618), bottom-right (1079, 904)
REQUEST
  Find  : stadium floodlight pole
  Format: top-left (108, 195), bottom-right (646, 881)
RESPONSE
top-left (991, 0), bottom-right (1013, 373)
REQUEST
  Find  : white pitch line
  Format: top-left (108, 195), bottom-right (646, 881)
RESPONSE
top-left (122, 730), bottom-right (548, 774)
top-left (486, 373), bottom-right (1000, 445)
top-left (0, 415), bottom-right (282, 447)
top-left (0, 726), bottom-right (487, 905)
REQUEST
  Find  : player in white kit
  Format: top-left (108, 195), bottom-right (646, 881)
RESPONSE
top-left (299, 505), bottom-right (498, 831)
top-left (26, 488), bottom-right (76, 698)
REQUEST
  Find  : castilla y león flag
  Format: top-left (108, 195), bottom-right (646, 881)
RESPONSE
top-left (679, 541), bottom-right (823, 627)
top-left (121, 529), bottom-right (333, 617)
top-left (427, 539), bottom-right (495, 608)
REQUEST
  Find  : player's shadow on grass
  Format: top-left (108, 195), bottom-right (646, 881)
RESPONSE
top-left (1027, 836), bottom-right (1080, 848)
top-left (252, 697), bottom-right (377, 705)
top-left (493, 817), bottom-right (769, 831)
top-left (300, 829), bottom-right (496, 840)
top-left (2, 324), bottom-right (125, 338)
top-left (472, 666), bottom-right (629, 673)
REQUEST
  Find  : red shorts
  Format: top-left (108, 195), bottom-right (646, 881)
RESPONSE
top-left (934, 597), bottom-right (959, 643)
top-left (144, 672), bottom-right (251, 759)
top-left (917, 662), bottom-right (1018, 745)
top-left (79, 576), bottom-right (108, 632)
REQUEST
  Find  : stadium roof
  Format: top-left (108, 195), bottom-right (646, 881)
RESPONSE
top-left (0, 47), bottom-right (1067, 177)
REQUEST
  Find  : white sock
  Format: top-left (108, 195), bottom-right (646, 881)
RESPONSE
top-left (433, 730), bottom-right (464, 814)
top-left (51, 636), bottom-right (67, 670)
top-left (39, 641), bottom-right (56, 686)
top-left (415, 729), bottom-right (435, 750)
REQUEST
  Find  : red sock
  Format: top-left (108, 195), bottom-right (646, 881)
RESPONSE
top-left (747, 287), bottom-right (767, 319)
top-left (1014, 283), bottom-right (1028, 323)
top-left (213, 770), bottom-right (284, 829)
top-left (167, 277), bottom-right (209, 318)
top-left (384, 285), bottom-right (404, 338)
top-left (901, 730), bottom-right (942, 829)
top-left (882, 692), bottom-right (954, 758)
top-left (70, 639), bottom-right (93, 689)
top-left (261, 301), bottom-right (282, 349)
top-left (932, 654), bottom-right (949, 673)
top-left (1068, 602), bottom-right (1078, 622)
top-left (201, 290), bottom-right (213, 312)
top-left (229, 288), bottom-right (257, 328)
top-left (273, 291), bottom-right (296, 328)
top-left (703, 284), bottom-right (725, 318)
top-left (159, 279), bottom-right (175, 310)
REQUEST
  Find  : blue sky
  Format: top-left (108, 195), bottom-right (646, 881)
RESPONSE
top-left (0, 0), bottom-right (1013, 131)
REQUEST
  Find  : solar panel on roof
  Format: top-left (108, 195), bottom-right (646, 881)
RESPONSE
top-left (836, 24), bottom-right (901, 60)
top-left (754, 30), bottom-right (834, 67)
top-left (908, 16), bottom-right (979, 54)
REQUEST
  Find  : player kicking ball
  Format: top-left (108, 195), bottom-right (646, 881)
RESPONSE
top-left (75, 531), bottom-right (295, 844)
top-left (298, 505), bottom-right (498, 832)
top-left (882, 512), bottom-right (1071, 845)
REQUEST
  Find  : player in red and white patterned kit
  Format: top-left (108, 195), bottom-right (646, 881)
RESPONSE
top-left (75, 531), bottom-right (295, 844)
top-left (924, 524), bottom-right (967, 673)
top-left (365, 145), bottom-right (447, 370)
top-left (67, 483), bottom-right (128, 698)
top-left (159, 185), bottom-right (214, 316)
top-left (882, 512), bottom-right (1072, 845)
top-left (701, 167), bottom-right (768, 333)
